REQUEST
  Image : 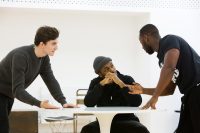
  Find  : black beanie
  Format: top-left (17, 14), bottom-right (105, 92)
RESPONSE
top-left (93, 56), bottom-right (112, 74)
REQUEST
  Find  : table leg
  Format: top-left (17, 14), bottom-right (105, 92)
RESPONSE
top-left (95, 113), bottom-right (116, 133)
top-left (73, 114), bottom-right (77, 133)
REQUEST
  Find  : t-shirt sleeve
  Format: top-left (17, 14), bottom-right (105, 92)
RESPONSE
top-left (162, 35), bottom-right (181, 54)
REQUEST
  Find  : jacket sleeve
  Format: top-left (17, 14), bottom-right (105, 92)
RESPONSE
top-left (12, 53), bottom-right (41, 107)
top-left (40, 56), bottom-right (67, 106)
top-left (84, 78), bottom-right (104, 107)
top-left (120, 75), bottom-right (142, 107)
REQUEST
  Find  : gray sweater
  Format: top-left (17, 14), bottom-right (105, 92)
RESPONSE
top-left (0, 45), bottom-right (66, 107)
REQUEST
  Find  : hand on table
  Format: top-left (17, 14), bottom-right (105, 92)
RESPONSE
top-left (142, 96), bottom-right (158, 110)
top-left (40, 100), bottom-right (60, 109)
top-left (63, 103), bottom-right (79, 108)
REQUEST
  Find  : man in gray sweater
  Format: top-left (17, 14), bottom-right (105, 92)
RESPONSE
top-left (0, 26), bottom-right (76, 133)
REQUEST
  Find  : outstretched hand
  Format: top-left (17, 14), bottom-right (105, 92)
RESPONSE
top-left (63, 103), bottom-right (79, 108)
top-left (40, 100), bottom-right (60, 109)
top-left (128, 83), bottom-right (143, 94)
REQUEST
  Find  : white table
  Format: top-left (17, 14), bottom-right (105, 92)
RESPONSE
top-left (74, 107), bottom-right (156, 133)
top-left (40, 107), bottom-right (164, 133)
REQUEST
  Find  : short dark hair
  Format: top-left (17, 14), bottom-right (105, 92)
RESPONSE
top-left (139, 24), bottom-right (160, 39)
top-left (34, 26), bottom-right (59, 46)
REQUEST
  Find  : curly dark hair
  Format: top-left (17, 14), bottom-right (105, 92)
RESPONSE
top-left (34, 26), bottom-right (59, 46)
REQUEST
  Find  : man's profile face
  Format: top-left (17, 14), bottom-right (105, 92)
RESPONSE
top-left (99, 61), bottom-right (116, 77)
top-left (41, 39), bottom-right (58, 56)
top-left (139, 35), bottom-right (154, 55)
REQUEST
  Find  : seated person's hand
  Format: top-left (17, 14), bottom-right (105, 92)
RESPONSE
top-left (106, 72), bottom-right (125, 88)
top-left (63, 103), bottom-right (79, 108)
top-left (105, 72), bottom-right (118, 82)
top-left (128, 83), bottom-right (143, 94)
top-left (40, 100), bottom-right (60, 109)
top-left (100, 77), bottom-right (113, 86)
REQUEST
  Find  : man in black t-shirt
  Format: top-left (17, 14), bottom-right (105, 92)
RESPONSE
top-left (129, 24), bottom-right (200, 133)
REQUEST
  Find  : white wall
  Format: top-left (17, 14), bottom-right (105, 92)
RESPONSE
top-left (1, 7), bottom-right (200, 133)
top-left (0, 8), bottom-right (150, 107)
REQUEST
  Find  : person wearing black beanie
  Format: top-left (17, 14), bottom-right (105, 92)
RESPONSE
top-left (93, 56), bottom-right (112, 74)
top-left (80, 56), bottom-right (149, 133)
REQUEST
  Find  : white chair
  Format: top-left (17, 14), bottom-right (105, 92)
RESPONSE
top-left (73, 89), bottom-right (94, 133)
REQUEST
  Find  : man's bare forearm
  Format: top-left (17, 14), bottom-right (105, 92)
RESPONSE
top-left (143, 88), bottom-right (155, 95)
top-left (143, 80), bottom-right (176, 96)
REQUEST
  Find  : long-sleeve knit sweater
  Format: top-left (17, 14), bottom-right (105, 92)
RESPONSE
top-left (0, 45), bottom-right (66, 107)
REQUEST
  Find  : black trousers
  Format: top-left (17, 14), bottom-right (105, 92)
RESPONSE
top-left (81, 119), bottom-right (149, 133)
top-left (0, 93), bottom-right (14, 133)
top-left (175, 85), bottom-right (200, 133)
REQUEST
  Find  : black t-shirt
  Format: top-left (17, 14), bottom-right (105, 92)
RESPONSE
top-left (157, 35), bottom-right (200, 94)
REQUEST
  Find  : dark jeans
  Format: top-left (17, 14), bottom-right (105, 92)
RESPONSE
top-left (0, 93), bottom-right (14, 133)
top-left (175, 85), bottom-right (200, 133)
top-left (81, 120), bottom-right (149, 133)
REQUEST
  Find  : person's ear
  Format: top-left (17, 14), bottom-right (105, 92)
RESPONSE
top-left (98, 73), bottom-right (103, 77)
top-left (38, 42), bottom-right (45, 47)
